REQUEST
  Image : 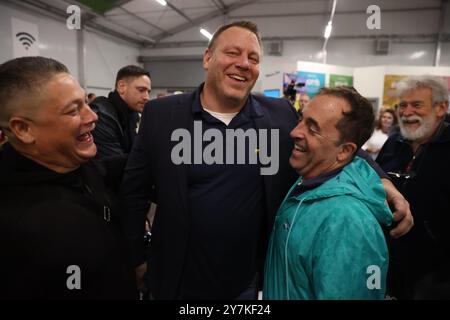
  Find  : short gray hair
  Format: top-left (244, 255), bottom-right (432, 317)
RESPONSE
top-left (397, 75), bottom-right (449, 106)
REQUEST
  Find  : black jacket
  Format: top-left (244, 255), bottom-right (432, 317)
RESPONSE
top-left (376, 122), bottom-right (450, 299)
top-left (0, 144), bottom-right (136, 299)
top-left (90, 91), bottom-right (140, 159)
top-left (121, 86), bottom-right (299, 299)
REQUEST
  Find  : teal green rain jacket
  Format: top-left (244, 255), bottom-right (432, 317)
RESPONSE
top-left (264, 156), bottom-right (392, 300)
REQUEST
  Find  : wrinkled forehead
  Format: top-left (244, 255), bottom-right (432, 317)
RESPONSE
top-left (400, 87), bottom-right (433, 101)
top-left (304, 95), bottom-right (347, 127)
top-left (38, 73), bottom-right (85, 108)
top-left (27, 72), bottom-right (78, 105)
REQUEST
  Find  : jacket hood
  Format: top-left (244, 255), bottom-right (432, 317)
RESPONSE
top-left (292, 156), bottom-right (392, 227)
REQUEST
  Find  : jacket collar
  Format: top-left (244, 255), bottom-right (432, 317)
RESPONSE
top-left (289, 167), bottom-right (343, 198)
top-left (108, 90), bottom-right (138, 127)
top-left (191, 83), bottom-right (264, 119)
top-left (0, 143), bottom-right (82, 187)
top-left (287, 157), bottom-right (377, 202)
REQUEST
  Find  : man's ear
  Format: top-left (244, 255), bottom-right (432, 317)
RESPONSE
top-left (436, 101), bottom-right (449, 118)
top-left (116, 79), bottom-right (127, 95)
top-left (8, 117), bottom-right (35, 144)
top-left (203, 48), bottom-right (212, 70)
top-left (337, 142), bottom-right (357, 163)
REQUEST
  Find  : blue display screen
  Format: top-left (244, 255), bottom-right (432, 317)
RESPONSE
top-left (263, 89), bottom-right (280, 98)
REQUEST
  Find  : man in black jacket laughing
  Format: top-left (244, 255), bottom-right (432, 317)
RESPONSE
top-left (0, 56), bottom-right (136, 299)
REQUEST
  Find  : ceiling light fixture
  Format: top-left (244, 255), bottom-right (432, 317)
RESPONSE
top-left (321, 0), bottom-right (338, 64)
top-left (155, 0), bottom-right (167, 6)
top-left (410, 51), bottom-right (425, 59)
top-left (324, 21), bottom-right (332, 39)
top-left (200, 28), bottom-right (213, 40)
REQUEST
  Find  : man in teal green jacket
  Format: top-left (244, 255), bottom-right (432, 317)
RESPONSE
top-left (264, 86), bottom-right (392, 300)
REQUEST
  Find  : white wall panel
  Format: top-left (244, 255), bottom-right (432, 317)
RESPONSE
top-left (0, 2), bottom-right (141, 98)
top-left (0, 2), bottom-right (78, 78)
top-left (440, 43), bottom-right (450, 66)
top-left (84, 30), bottom-right (141, 96)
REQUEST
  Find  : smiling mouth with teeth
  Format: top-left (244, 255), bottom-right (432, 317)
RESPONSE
top-left (229, 74), bottom-right (247, 82)
top-left (403, 120), bottom-right (420, 124)
top-left (77, 131), bottom-right (93, 143)
top-left (294, 144), bottom-right (306, 152)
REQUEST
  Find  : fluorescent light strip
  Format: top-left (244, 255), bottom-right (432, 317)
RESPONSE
top-left (155, 0), bottom-right (167, 6)
top-left (200, 28), bottom-right (213, 40)
top-left (324, 21), bottom-right (332, 39)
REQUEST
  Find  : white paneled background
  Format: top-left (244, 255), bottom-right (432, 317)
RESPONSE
top-left (84, 30), bottom-right (140, 96)
top-left (0, 2), bottom-right (78, 78)
top-left (0, 1), bottom-right (141, 97)
top-left (0, 0), bottom-right (449, 102)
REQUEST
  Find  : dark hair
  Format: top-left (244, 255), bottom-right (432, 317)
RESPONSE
top-left (208, 21), bottom-right (261, 50)
top-left (115, 65), bottom-right (150, 88)
top-left (376, 108), bottom-right (397, 130)
top-left (87, 93), bottom-right (96, 99)
top-left (0, 56), bottom-right (68, 127)
top-left (317, 86), bottom-right (375, 149)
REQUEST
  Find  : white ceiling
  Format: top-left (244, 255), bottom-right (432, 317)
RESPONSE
top-left (7, 0), bottom-right (446, 47)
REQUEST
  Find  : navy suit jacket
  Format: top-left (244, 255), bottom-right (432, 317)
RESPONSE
top-left (121, 87), bottom-right (298, 299)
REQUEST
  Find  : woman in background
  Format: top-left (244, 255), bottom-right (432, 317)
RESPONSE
top-left (363, 109), bottom-right (397, 160)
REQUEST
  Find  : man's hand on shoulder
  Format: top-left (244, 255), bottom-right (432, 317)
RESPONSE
top-left (381, 178), bottom-right (414, 238)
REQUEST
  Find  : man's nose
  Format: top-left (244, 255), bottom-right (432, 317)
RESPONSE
top-left (401, 104), bottom-right (415, 117)
top-left (82, 104), bottom-right (98, 124)
top-left (290, 122), bottom-right (305, 139)
top-left (236, 55), bottom-right (250, 70)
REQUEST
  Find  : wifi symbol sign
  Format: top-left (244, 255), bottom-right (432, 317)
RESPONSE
top-left (16, 32), bottom-right (36, 50)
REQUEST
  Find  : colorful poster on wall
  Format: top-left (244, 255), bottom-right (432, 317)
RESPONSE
top-left (330, 74), bottom-right (353, 87)
top-left (283, 73), bottom-right (298, 93)
top-left (297, 71), bottom-right (325, 98)
top-left (383, 74), bottom-right (409, 109)
top-left (12, 17), bottom-right (40, 57)
top-left (282, 72), bottom-right (302, 104)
